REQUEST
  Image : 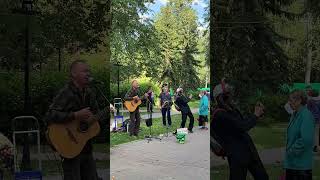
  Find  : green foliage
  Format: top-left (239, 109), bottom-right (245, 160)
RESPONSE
top-left (110, 77), bottom-right (161, 103)
top-left (154, 0), bottom-right (202, 89)
top-left (278, 83), bottom-right (292, 94)
top-left (243, 93), bottom-right (289, 123)
top-left (210, 0), bottom-right (296, 96)
top-left (0, 0), bottom-right (111, 70)
top-left (111, 0), bottom-right (161, 79)
top-left (0, 69), bottom-right (109, 134)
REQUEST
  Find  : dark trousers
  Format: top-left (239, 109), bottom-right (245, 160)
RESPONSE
top-left (147, 101), bottom-right (153, 112)
top-left (199, 115), bottom-right (208, 126)
top-left (227, 154), bottom-right (269, 180)
top-left (180, 110), bottom-right (194, 131)
top-left (62, 152), bottom-right (98, 180)
top-left (161, 108), bottom-right (171, 126)
top-left (285, 169), bottom-right (312, 180)
top-left (129, 108), bottom-right (141, 136)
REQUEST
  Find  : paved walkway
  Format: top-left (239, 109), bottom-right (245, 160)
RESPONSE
top-left (110, 126), bottom-right (210, 180)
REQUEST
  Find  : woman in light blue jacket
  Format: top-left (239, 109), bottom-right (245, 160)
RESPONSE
top-left (284, 90), bottom-right (315, 180)
top-left (199, 91), bottom-right (209, 130)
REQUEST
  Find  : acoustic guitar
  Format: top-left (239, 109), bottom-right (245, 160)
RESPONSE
top-left (47, 108), bottom-right (108, 158)
top-left (124, 96), bottom-right (142, 112)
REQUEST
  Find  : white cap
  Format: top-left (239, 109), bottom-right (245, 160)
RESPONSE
top-left (176, 88), bottom-right (183, 93)
top-left (213, 83), bottom-right (232, 98)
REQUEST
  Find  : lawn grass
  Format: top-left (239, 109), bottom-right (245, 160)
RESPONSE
top-left (249, 123), bottom-right (287, 150)
top-left (110, 113), bottom-right (200, 147)
top-left (188, 100), bottom-right (200, 108)
top-left (212, 160), bottom-right (320, 180)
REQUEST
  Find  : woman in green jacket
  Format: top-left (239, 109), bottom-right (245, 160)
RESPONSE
top-left (198, 90), bottom-right (209, 130)
top-left (284, 90), bottom-right (315, 180)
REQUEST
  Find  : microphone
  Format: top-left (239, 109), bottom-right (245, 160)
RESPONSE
top-left (89, 77), bottom-right (104, 85)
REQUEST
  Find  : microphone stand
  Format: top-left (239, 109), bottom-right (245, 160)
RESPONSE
top-left (144, 96), bottom-right (162, 143)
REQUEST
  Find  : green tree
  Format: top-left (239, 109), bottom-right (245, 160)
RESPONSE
top-left (155, 0), bottom-right (201, 90)
top-left (111, 0), bottom-right (161, 81)
top-left (210, 0), bottom-right (298, 97)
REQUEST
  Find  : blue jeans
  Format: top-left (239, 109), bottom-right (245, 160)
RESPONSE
top-left (161, 108), bottom-right (171, 126)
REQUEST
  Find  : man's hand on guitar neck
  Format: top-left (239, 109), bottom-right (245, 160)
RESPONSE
top-left (74, 107), bottom-right (93, 121)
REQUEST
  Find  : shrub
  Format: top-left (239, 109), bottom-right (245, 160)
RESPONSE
top-left (110, 77), bottom-right (161, 106)
top-left (0, 70), bottom-right (110, 142)
top-left (244, 93), bottom-right (289, 123)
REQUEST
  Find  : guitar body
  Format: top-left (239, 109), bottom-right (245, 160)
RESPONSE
top-left (124, 99), bottom-right (142, 112)
top-left (47, 120), bottom-right (100, 158)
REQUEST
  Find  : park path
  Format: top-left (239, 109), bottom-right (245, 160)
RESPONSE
top-left (110, 125), bottom-right (210, 180)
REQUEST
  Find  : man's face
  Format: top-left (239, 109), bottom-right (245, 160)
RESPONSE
top-left (132, 81), bottom-right (138, 89)
top-left (72, 63), bottom-right (90, 87)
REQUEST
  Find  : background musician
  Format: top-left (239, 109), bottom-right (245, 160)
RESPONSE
top-left (159, 85), bottom-right (173, 127)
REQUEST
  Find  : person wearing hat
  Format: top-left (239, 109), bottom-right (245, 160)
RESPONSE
top-left (159, 85), bottom-right (173, 126)
top-left (211, 80), bottom-right (268, 180)
top-left (174, 87), bottom-right (194, 133)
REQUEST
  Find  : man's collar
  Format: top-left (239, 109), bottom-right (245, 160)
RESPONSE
top-left (69, 81), bottom-right (86, 93)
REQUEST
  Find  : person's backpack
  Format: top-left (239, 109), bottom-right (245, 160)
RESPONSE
top-left (211, 108), bottom-right (227, 159)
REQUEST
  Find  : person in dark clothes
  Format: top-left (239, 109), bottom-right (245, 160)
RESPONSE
top-left (146, 86), bottom-right (155, 113)
top-left (174, 88), bottom-right (194, 133)
top-left (45, 60), bottom-right (101, 180)
top-left (159, 85), bottom-right (173, 126)
top-left (124, 80), bottom-right (148, 136)
top-left (211, 82), bottom-right (268, 180)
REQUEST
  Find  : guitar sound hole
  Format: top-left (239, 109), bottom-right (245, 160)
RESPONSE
top-left (79, 121), bottom-right (89, 132)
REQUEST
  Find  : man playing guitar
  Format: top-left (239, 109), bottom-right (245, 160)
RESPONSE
top-left (45, 60), bottom-right (100, 180)
top-left (124, 80), bottom-right (148, 136)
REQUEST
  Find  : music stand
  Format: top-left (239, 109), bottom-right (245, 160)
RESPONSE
top-left (144, 99), bottom-right (161, 143)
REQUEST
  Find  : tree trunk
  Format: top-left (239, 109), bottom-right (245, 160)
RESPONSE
top-left (304, 1), bottom-right (312, 84)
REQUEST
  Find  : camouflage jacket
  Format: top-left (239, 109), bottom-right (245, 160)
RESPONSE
top-left (45, 81), bottom-right (99, 154)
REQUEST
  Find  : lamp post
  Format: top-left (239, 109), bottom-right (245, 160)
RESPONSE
top-left (20, 0), bottom-right (33, 170)
top-left (113, 61), bottom-right (122, 115)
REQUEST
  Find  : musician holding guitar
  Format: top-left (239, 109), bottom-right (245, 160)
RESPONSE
top-left (159, 85), bottom-right (173, 126)
top-left (124, 80), bottom-right (148, 136)
top-left (45, 60), bottom-right (103, 180)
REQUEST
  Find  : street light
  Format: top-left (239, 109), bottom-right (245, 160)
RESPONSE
top-left (113, 61), bottom-right (122, 115)
top-left (21, 0), bottom-right (33, 170)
